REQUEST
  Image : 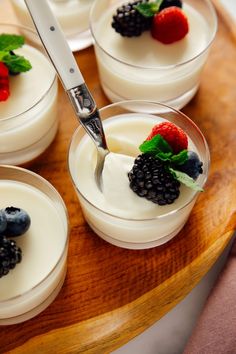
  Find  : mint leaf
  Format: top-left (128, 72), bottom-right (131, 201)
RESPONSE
top-left (135, 0), bottom-right (163, 17)
top-left (0, 34), bottom-right (24, 51)
top-left (1, 52), bottom-right (32, 73)
top-left (139, 134), bottom-right (173, 155)
top-left (171, 150), bottom-right (188, 165)
top-left (169, 168), bottom-right (203, 192)
top-left (155, 151), bottom-right (173, 161)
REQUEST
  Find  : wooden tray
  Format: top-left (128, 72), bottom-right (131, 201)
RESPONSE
top-left (1, 1), bottom-right (236, 353)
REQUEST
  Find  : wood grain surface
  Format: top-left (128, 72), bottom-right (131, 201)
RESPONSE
top-left (0, 0), bottom-right (236, 353)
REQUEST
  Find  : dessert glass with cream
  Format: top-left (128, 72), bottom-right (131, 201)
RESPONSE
top-left (10, 0), bottom-right (95, 51)
top-left (68, 100), bottom-right (210, 249)
top-left (0, 165), bottom-right (69, 325)
top-left (0, 24), bottom-right (58, 165)
top-left (90, 0), bottom-right (217, 109)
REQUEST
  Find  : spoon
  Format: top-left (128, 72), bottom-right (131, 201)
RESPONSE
top-left (24, 0), bottom-right (109, 189)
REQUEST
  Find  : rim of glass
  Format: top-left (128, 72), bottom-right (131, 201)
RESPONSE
top-left (68, 100), bottom-right (210, 222)
top-left (90, 0), bottom-right (218, 70)
top-left (0, 164), bottom-right (69, 304)
top-left (0, 23), bottom-right (57, 121)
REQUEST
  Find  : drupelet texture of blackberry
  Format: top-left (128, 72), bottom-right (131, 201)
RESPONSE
top-left (128, 154), bottom-right (180, 205)
top-left (111, 0), bottom-right (152, 37)
top-left (0, 236), bottom-right (22, 278)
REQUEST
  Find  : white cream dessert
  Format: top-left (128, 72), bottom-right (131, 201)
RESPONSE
top-left (0, 41), bottom-right (58, 165)
top-left (10, 0), bottom-right (94, 49)
top-left (0, 179), bottom-right (68, 323)
top-left (69, 112), bottom-right (207, 248)
top-left (91, 0), bottom-right (217, 108)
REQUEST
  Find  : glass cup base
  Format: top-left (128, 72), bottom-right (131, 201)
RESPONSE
top-left (102, 83), bottom-right (199, 110)
top-left (0, 119), bottom-right (58, 166)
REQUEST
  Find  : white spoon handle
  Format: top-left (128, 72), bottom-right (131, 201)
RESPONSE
top-left (25, 0), bottom-right (84, 90)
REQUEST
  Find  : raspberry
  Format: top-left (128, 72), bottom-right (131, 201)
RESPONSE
top-left (0, 62), bottom-right (9, 77)
top-left (111, 0), bottom-right (152, 37)
top-left (0, 62), bottom-right (10, 102)
top-left (128, 154), bottom-right (180, 205)
top-left (146, 122), bottom-right (188, 153)
top-left (151, 6), bottom-right (189, 44)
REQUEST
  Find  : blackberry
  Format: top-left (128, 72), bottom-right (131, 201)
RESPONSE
top-left (159, 0), bottom-right (182, 11)
top-left (111, 0), bottom-right (152, 37)
top-left (128, 154), bottom-right (180, 205)
top-left (0, 236), bottom-right (22, 278)
top-left (0, 210), bottom-right (7, 235)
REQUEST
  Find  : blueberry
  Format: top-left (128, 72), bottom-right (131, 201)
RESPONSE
top-left (179, 151), bottom-right (203, 180)
top-left (159, 0), bottom-right (182, 11)
top-left (3, 207), bottom-right (31, 237)
top-left (0, 210), bottom-right (7, 235)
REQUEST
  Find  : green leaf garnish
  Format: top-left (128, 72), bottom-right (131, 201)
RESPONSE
top-left (171, 150), bottom-right (188, 165)
top-left (139, 134), bottom-right (173, 155)
top-left (0, 34), bottom-right (32, 74)
top-left (0, 34), bottom-right (25, 51)
top-left (135, 0), bottom-right (163, 17)
top-left (1, 52), bottom-right (32, 73)
top-left (169, 168), bottom-right (204, 192)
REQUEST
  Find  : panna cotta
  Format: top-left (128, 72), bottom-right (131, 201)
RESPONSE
top-left (0, 165), bottom-right (69, 325)
top-left (90, 0), bottom-right (217, 108)
top-left (10, 0), bottom-right (95, 51)
top-left (0, 25), bottom-right (58, 165)
top-left (69, 101), bottom-right (209, 249)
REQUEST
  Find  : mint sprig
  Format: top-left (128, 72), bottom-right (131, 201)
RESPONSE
top-left (135, 0), bottom-right (163, 17)
top-left (0, 34), bottom-right (25, 51)
top-left (139, 134), bottom-right (203, 192)
top-left (0, 34), bottom-right (32, 74)
top-left (169, 168), bottom-right (203, 192)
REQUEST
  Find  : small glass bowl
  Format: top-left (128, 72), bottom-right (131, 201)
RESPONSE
top-left (90, 0), bottom-right (217, 109)
top-left (10, 0), bottom-right (95, 51)
top-left (68, 100), bottom-right (210, 249)
top-left (0, 165), bottom-right (69, 325)
top-left (0, 23), bottom-right (58, 166)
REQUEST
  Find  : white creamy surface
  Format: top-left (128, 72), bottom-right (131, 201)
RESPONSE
top-left (11, 0), bottom-right (94, 36)
top-left (0, 181), bottom-right (66, 301)
top-left (0, 45), bottom-right (55, 118)
top-left (96, 3), bottom-right (209, 67)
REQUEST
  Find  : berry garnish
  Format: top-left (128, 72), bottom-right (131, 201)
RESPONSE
top-left (0, 236), bottom-right (22, 278)
top-left (159, 0), bottom-right (182, 11)
top-left (0, 34), bottom-right (32, 74)
top-left (0, 210), bottom-right (7, 235)
top-left (3, 207), bottom-right (31, 237)
top-left (0, 62), bottom-right (10, 102)
top-left (178, 151), bottom-right (203, 180)
top-left (0, 34), bottom-right (32, 102)
top-left (128, 122), bottom-right (203, 204)
top-left (151, 6), bottom-right (189, 44)
top-left (128, 154), bottom-right (180, 205)
top-left (112, 0), bottom-right (152, 37)
top-left (146, 122), bottom-right (188, 154)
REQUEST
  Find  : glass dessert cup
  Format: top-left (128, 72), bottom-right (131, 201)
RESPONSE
top-left (0, 165), bottom-right (69, 325)
top-left (10, 0), bottom-right (95, 52)
top-left (90, 0), bottom-right (217, 109)
top-left (68, 100), bottom-right (210, 250)
top-left (0, 23), bottom-right (58, 166)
